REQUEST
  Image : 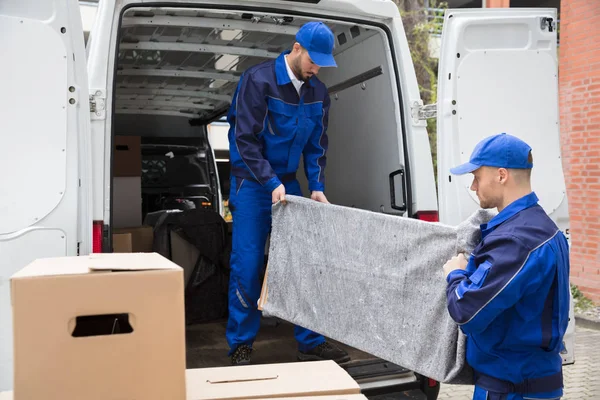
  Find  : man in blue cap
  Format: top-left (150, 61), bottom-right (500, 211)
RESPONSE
top-left (443, 133), bottom-right (570, 399)
top-left (225, 21), bottom-right (350, 365)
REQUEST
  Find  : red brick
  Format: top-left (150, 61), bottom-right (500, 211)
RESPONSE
top-left (560, 0), bottom-right (600, 303)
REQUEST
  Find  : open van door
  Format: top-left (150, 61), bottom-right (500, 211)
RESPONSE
top-left (435, 8), bottom-right (574, 365)
top-left (0, 0), bottom-right (91, 390)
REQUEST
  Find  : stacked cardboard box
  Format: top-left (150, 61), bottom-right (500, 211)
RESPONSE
top-left (4, 252), bottom-right (364, 400)
top-left (112, 226), bottom-right (154, 253)
top-left (186, 361), bottom-right (362, 400)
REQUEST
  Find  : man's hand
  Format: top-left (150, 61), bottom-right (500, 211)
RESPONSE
top-left (272, 184), bottom-right (286, 204)
top-left (311, 191), bottom-right (330, 204)
top-left (443, 253), bottom-right (468, 279)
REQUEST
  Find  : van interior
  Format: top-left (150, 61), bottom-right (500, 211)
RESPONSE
top-left (109, 5), bottom-right (430, 395)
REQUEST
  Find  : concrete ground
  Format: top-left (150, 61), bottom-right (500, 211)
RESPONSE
top-left (437, 326), bottom-right (600, 399)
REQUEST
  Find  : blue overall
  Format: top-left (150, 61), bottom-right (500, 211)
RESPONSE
top-left (225, 51), bottom-right (330, 353)
top-left (446, 193), bottom-right (570, 400)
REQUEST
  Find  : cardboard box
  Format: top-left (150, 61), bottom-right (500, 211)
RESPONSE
top-left (0, 391), bottom-right (369, 399)
top-left (112, 232), bottom-right (133, 252)
top-left (113, 226), bottom-right (154, 253)
top-left (11, 253), bottom-right (186, 400)
top-left (113, 135), bottom-right (141, 177)
top-left (113, 176), bottom-right (142, 228)
top-left (185, 360), bottom-right (361, 400)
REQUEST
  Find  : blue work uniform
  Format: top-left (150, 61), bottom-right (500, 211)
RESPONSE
top-left (446, 192), bottom-right (570, 400)
top-left (225, 51), bottom-right (330, 353)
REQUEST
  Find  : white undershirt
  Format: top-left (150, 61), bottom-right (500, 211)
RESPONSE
top-left (284, 55), bottom-right (304, 95)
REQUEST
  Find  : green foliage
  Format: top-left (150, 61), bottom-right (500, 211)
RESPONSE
top-left (571, 284), bottom-right (594, 313)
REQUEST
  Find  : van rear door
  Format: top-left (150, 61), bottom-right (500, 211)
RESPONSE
top-left (436, 8), bottom-right (568, 231)
top-left (0, 0), bottom-right (91, 390)
top-left (435, 8), bottom-right (574, 365)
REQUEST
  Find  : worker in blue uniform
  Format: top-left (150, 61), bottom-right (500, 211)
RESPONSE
top-left (225, 21), bottom-right (350, 366)
top-left (443, 133), bottom-right (570, 400)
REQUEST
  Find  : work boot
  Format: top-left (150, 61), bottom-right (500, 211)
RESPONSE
top-left (297, 341), bottom-right (351, 364)
top-left (231, 344), bottom-right (252, 366)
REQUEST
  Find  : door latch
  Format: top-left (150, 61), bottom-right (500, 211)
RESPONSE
top-left (540, 17), bottom-right (555, 33)
top-left (411, 102), bottom-right (437, 122)
top-left (89, 90), bottom-right (106, 120)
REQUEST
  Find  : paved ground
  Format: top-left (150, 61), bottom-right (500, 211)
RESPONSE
top-left (437, 326), bottom-right (600, 399)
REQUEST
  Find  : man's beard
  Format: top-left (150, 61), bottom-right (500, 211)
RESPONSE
top-left (292, 58), bottom-right (311, 83)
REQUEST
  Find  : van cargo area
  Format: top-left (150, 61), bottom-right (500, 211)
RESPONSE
top-left (112, 6), bottom-right (411, 219)
top-left (109, 5), bottom-right (431, 397)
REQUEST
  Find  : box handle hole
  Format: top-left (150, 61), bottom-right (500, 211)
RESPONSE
top-left (71, 313), bottom-right (133, 337)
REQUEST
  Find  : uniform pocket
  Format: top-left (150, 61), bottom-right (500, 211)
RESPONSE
top-left (302, 101), bottom-right (323, 136)
top-left (456, 261), bottom-right (492, 300)
top-left (264, 98), bottom-right (298, 166)
top-left (470, 260), bottom-right (492, 287)
top-left (266, 97), bottom-right (297, 137)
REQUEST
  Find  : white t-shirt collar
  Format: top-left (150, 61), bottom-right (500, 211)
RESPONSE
top-left (284, 54), bottom-right (304, 95)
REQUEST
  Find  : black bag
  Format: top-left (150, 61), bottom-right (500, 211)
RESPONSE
top-left (147, 208), bottom-right (230, 324)
top-left (184, 254), bottom-right (229, 325)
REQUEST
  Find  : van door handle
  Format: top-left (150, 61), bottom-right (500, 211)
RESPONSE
top-left (389, 168), bottom-right (407, 212)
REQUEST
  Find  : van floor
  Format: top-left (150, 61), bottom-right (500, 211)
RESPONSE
top-left (185, 318), bottom-right (373, 368)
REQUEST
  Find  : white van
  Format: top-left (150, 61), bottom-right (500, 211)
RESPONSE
top-left (0, 0), bottom-right (574, 395)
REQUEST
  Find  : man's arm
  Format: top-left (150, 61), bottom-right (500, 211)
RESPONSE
top-left (303, 93), bottom-right (330, 195)
top-left (445, 234), bottom-right (554, 335)
top-left (233, 72), bottom-right (281, 193)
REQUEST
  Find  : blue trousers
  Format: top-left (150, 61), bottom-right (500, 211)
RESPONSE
top-left (473, 386), bottom-right (561, 400)
top-left (225, 176), bottom-right (325, 354)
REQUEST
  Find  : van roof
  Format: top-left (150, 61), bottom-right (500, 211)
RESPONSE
top-left (114, 1), bottom-right (396, 122)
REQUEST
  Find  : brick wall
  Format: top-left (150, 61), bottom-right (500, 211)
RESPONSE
top-left (486, 0), bottom-right (510, 7)
top-left (559, 0), bottom-right (600, 303)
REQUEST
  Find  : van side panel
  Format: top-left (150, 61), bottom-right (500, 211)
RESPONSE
top-left (0, 0), bottom-right (89, 390)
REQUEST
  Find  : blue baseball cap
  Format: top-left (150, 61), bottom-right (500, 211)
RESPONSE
top-left (295, 21), bottom-right (337, 67)
top-left (450, 133), bottom-right (533, 175)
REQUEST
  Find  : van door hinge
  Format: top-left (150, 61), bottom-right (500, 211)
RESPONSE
top-left (411, 103), bottom-right (437, 122)
top-left (89, 90), bottom-right (106, 120)
top-left (540, 17), bottom-right (555, 33)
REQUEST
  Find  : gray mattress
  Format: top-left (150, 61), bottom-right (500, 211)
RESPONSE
top-left (261, 195), bottom-right (495, 384)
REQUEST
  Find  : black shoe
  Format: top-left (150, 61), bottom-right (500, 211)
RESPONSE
top-left (297, 341), bottom-right (351, 364)
top-left (231, 344), bottom-right (252, 366)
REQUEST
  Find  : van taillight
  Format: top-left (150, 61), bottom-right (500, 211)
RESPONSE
top-left (415, 211), bottom-right (439, 222)
top-left (92, 221), bottom-right (103, 253)
top-left (428, 378), bottom-right (438, 387)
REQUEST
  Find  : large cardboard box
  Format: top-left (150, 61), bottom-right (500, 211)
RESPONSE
top-left (113, 135), bottom-right (141, 177)
top-left (185, 360), bottom-right (361, 400)
top-left (113, 226), bottom-right (154, 253)
top-left (112, 232), bottom-right (133, 252)
top-left (11, 253), bottom-right (186, 400)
